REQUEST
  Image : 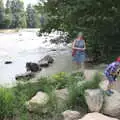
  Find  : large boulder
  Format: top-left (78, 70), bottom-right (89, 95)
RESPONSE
top-left (26, 62), bottom-right (41, 72)
top-left (38, 55), bottom-right (54, 67)
top-left (102, 90), bottom-right (120, 119)
top-left (62, 110), bottom-right (81, 120)
top-left (55, 88), bottom-right (69, 102)
top-left (78, 112), bottom-right (118, 120)
top-left (55, 89), bottom-right (69, 107)
top-left (85, 89), bottom-right (104, 112)
top-left (26, 92), bottom-right (49, 113)
top-left (15, 71), bottom-right (35, 80)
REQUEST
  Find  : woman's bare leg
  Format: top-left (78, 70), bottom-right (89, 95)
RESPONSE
top-left (81, 62), bottom-right (85, 72)
top-left (72, 61), bottom-right (79, 70)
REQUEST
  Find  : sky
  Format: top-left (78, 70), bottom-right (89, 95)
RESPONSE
top-left (4, 0), bottom-right (39, 8)
top-left (23, 0), bottom-right (39, 7)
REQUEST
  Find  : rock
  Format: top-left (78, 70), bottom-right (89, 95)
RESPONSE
top-left (43, 55), bottom-right (54, 64)
top-left (55, 89), bottom-right (69, 107)
top-left (15, 71), bottom-right (35, 80)
top-left (78, 112), bottom-right (118, 120)
top-left (85, 89), bottom-right (104, 112)
top-left (26, 62), bottom-right (41, 72)
top-left (50, 35), bottom-right (68, 44)
top-left (99, 80), bottom-right (108, 91)
top-left (50, 49), bottom-right (57, 51)
top-left (38, 60), bottom-right (49, 67)
top-left (38, 55), bottom-right (54, 67)
top-left (84, 70), bottom-right (97, 80)
top-left (55, 88), bottom-right (69, 102)
top-left (26, 92), bottom-right (49, 113)
top-left (62, 110), bottom-right (81, 120)
top-left (102, 90), bottom-right (120, 118)
top-left (4, 61), bottom-right (12, 64)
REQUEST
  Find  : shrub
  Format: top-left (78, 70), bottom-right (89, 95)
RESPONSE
top-left (67, 72), bottom-right (102, 111)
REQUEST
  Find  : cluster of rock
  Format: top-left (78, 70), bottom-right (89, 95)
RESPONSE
top-left (25, 87), bottom-right (120, 120)
top-left (83, 89), bottom-right (120, 119)
top-left (63, 111), bottom-right (118, 120)
top-left (50, 35), bottom-right (68, 44)
top-left (15, 55), bottom-right (54, 80)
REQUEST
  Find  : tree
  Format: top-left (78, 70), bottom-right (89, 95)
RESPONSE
top-left (6, 0), bottom-right (11, 13)
top-left (10, 0), bottom-right (26, 28)
top-left (26, 4), bottom-right (37, 28)
top-left (36, 0), bottom-right (120, 62)
top-left (4, 0), bottom-right (12, 28)
top-left (0, 0), bottom-right (5, 28)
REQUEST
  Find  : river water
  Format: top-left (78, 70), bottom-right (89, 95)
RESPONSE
top-left (0, 29), bottom-right (70, 86)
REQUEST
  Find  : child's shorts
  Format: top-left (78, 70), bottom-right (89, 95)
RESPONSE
top-left (104, 71), bottom-right (116, 83)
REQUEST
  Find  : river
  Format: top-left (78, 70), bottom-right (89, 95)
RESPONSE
top-left (0, 29), bottom-right (71, 86)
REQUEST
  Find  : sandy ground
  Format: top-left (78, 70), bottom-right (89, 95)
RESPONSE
top-left (0, 29), bottom-right (18, 33)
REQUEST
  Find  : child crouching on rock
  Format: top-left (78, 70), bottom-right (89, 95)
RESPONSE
top-left (104, 57), bottom-right (120, 96)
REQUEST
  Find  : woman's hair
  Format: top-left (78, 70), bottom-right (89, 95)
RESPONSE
top-left (77, 32), bottom-right (84, 40)
top-left (77, 32), bottom-right (83, 37)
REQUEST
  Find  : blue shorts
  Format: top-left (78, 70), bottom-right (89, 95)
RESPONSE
top-left (72, 51), bottom-right (85, 63)
top-left (104, 71), bottom-right (116, 83)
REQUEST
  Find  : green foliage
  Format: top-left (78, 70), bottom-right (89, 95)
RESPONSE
top-left (67, 72), bottom-right (102, 110)
top-left (0, 0), bottom-right (41, 29)
top-left (36, 0), bottom-right (120, 62)
top-left (0, 0), bottom-right (5, 28)
top-left (10, 0), bottom-right (26, 28)
top-left (26, 4), bottom-right (38, 28)
top-left (0, 71), bottom-right (102, 120)
top-left (0, 87), bottom-right (15, 119)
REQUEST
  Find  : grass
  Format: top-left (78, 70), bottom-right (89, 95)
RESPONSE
top-left (0, 71), bottom-right (102, 120)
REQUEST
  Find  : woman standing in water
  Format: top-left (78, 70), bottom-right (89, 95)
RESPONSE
top-left (72, 32), bottom-right (86, 71)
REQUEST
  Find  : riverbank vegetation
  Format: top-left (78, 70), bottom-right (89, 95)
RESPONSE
top-left (0, 72), bottom-right (102, 120)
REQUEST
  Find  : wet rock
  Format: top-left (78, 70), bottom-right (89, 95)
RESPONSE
top-left (44, 55), bottom-right (54, 63)
top-left (15, 71), bottom-right (35, 80)
top-left (50, 35), bottom-right (68, 44)
top-left (102, 90), bottom-right (120, 119)
top-left (78, 112), bottom-right (118, 120)
top-left (26, 62), bottom-right (42, 72)
top-left (26, 91), bottom-right (49, 113)
top-left (50, 49), bottom-right (57, 51)
top-left (38, 60), bottom-right (49, 67)
top-left (4, 61), bottom-right (12, 64)
top-left (62, 110), bottom-right (81, 120)
top-left (38, 55), bottom-right (54, 67)
top-left (85, 89), bottom-right (104, 112)
top-left (42, 40), bottom-right (47, 43)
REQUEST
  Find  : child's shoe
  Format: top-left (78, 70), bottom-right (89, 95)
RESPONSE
top-left (105, 89), bottom-right (114, 96)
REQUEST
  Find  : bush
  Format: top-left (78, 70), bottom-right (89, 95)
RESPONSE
top-left (67, 72), bottom-right (102, 111)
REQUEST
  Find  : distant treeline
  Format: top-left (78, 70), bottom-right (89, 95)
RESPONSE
top-left (0, 0), bottom-right (41, 29)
